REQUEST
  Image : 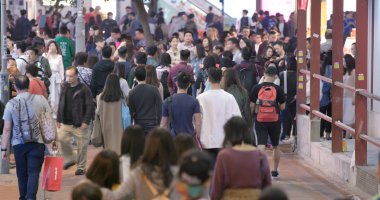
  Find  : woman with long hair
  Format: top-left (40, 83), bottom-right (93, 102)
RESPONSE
top-left (113, 62), bottom-right (130, 97)
top-left (222, 68), bottom-right (252, 127)
top-left (43, 40), bottom-right (64, 118)
top-left (202, 37), bottom-right (213, 55)
top-left (156, 53), bottom-right (172, 99)
top-left (104, 128), bottom-right (177, 200)
top-left (342, 54), bottom-right (356, 138)
top-left (260, 46), bottom-right (276, 67)
top-left (192, 44), bottom-right (206, 97)
top-left (120, 125), bottom-right (145, 182)
top-left (86, 25), bottom-right (101, 53)
top-left (96, 74), bottom-right (125, 155)
top-left (211, 117), bottom-right (271, 200)
top-left (86, 150), bottom-right (121, 190)
top-left (145, 65), bottom-right (164, 100)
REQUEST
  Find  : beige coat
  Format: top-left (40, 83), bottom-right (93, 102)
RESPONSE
top-left (96, 95), bottom-right (124, 155)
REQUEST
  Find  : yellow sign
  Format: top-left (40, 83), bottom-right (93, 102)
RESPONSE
top-left (298, 76), bottom-right (304, 82)
top-left (358, 74), bottom-right (365, 81)
top-left (298, 58), bottom-right (304, 64)
top-left (334, 62), bottom-right (340, 69)
top-left (298, 51), bottom-right (304, 57)
top-left (298, 83), bottom-right (304, 89)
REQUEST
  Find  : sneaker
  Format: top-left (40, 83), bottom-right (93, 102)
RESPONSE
top-left (271, 170), bottom-right (279, 178)
top-left (63, 161), bottom-right (76, 170)
top-left (75, 169), bottom-right (86, 176)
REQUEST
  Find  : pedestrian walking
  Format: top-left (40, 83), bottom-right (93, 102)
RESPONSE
top-left (250, 65), bottom-right (286, 178)
top-left (197, 67), bottom-right (241, 161)
top-left (161, 72), bottom-right (201, 139)
top-left (128, 66), bottom-right (162, 134)
top-left (1, 75), bottom-right (54, 200)
top-left (57, 67), bottom-right (95, 175)
top-left (211, 117), bottom-right (271, 200)
top-left (96, 74), bottom-right (125, 155)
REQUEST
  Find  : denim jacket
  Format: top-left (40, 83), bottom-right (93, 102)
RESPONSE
top-left (320, 65), bottom-right (332, 107)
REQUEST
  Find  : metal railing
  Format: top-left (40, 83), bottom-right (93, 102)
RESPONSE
top-left (299, 69), bottom-right (380, 165)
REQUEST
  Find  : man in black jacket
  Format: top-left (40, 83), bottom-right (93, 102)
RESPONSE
top-left (57, 67), bottom-right (95, 175)
top-left (90, 45), bottom-right (114, 97)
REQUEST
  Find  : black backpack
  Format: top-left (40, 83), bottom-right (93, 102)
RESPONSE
top-left (241, 17), bottom-right (249, 29)
top-left (160, 71), bottom-right (171, 100)
top-left (239, 67), bottom-right (255, 92)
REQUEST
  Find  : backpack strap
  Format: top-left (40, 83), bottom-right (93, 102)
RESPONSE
top-left (78, 70), bottom-right (91, 87)
top-left (143, 175), bottom-right (159, 196)
top-left (17, 57), bottom-right (29, 65)
top-left (284, 71), bottom-right (288, 96)
top-left (166, 96), bottom-right (174, 131)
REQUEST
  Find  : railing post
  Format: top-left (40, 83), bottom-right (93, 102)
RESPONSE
top-left (355, 0), bottom-right (368, 166)
top-left (308, 0), bottom-right (322, 142)
top-left (331, 0), bottom-right (344, 153)
top-left (296, 0), bottom-right (308, 115)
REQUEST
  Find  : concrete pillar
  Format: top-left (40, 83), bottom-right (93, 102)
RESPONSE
top-left (75, 0), bottom-right (86, 53)
top-left (0, 0), bottom-right (10, 174)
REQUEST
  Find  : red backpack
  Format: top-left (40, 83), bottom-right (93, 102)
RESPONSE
top-left (257, 86), bottom-right (279, 122)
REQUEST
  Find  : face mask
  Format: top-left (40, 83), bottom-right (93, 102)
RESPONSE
top-left (175, 181), bottom-right (204, 199)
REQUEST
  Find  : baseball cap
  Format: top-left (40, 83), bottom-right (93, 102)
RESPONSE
top-left (265, 65), bottom-right (278, 75)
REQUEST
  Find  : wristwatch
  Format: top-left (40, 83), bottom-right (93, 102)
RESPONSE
top-left (1, 148), bottom-right (7, 152)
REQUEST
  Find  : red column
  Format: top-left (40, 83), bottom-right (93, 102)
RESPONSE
top-left (310, 0), bottom-right (321, 119)
top-left (355, 0), bottom-right (368, 166)
top-left (296, 0), bottom-right (308, 115)
top-left (331, 0), bottom-right (343, 153)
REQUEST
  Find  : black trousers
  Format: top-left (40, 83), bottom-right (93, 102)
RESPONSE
top-left (282, 101), bottom-right (297, 138)
top-left (320, 102), bottom-right (332, 137)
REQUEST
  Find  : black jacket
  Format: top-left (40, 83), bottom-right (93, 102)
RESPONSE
top-left (91, 59), bottom-right (114, 97)
top-left (57, 82), bottom-right (95, 127)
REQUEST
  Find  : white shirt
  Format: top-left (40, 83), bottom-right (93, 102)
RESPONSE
top-left (197, 89), bottom-right (241, 149)
top-left (279, 22), bottom-right (285, 38)
top-left (16, 55), bottom-right (29, 75)
top-left (255, 42), bottom-right (262, 55)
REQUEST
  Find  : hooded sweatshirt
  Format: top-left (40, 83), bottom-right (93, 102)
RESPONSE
top-left (91, 59), bottom-right (115, 97)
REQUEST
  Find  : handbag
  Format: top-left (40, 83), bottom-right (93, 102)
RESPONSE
top-left (121, 99), bottom-right (131, 130)
top-left (42, 143), bottom-right (63, 191)
top-left (39, 106), bottom-right (57, 144)
top-left (91, 114), bottom-right (104, 147)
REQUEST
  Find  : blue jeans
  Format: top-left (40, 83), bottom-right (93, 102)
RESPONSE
top-left (13, 142), bottom-right (45, 200)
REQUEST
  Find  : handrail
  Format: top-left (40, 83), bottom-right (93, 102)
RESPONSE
top-left (299, 104), bottom-right (310, 111)
top-left (334, 81), bottom-right (356, 92)
top-left (359, 134), bottom-right (380, 148)
top-left (299, 69), bottom-right (311, 76)
top-left (335, 121), bottom-right (355, 134)
top-left (313, 74), bottom-right (333, 84)
top-left (357, 89), bottom-right (380, 102)
top-left (311, 110), bottom-right (332, 123)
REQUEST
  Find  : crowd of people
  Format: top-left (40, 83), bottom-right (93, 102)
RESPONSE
top-left (0, 5), bottom-right (360, 200)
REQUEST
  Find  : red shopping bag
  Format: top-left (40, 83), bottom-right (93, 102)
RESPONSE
top-left (42, 155), bottom-right (64, 191)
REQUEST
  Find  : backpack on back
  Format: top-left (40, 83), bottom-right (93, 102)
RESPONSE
top-left (257, 86), bottom-right (279, 122)
top-left (160, 70), bottom-right (170, 99)
top-left (239, 67), bottom-right (255, 93)
top-left (11, 97), bottom-right (41, 143)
